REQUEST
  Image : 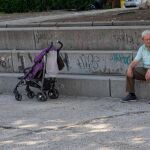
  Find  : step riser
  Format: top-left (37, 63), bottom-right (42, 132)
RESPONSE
top-left (111, 78), bottom-right (150, 99)
top-left (57, 78), bottom-right (110, 97)
top-left (0, 27), bottom-right (149, 50)
top-left (59, 77), bottom-right (150, 99)
top-left (0, 75), bottom-right (150, 99)
top-left (0, 76), bottom-right (18, 94)
top-left (1, 21), bottom-right (150, 28)
top-left (0, 51), bottom-right (136, 75)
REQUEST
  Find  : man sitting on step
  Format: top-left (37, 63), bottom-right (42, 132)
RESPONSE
top-left (121, 30), bottom-right (150, 103)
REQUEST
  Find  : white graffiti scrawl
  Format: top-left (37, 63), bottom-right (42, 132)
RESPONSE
top-left (77, 54), bottom-right (101, 72)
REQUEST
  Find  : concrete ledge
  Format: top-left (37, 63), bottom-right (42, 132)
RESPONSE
top-left (0, 75), bottom-right (18, 93)
top-left (93, 21), bottom-right (113, 26)
top-left (55, 22), bottom-right (93, 27)
top-left (0, 73), bottom-right (110, 97)
top-left (110, 77), bottom-right (126, 98)
top-left (1, 73), bottom-right (150, 99)
top-left (0, 21), bottom-right (150, 28)
top-left (111, 77), bottom-right (150, 99)
top-left (0, 26), bottom-right (149, 50)
top-left (57, 75), bottom-right (110, 97)
top-left (7, 23), bottom-right (40, 28)
top-left (113, 21), bottom-right (150, 26)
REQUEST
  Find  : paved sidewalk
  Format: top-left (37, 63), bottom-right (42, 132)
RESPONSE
top-left (0, 94), bottom-right (150, 150)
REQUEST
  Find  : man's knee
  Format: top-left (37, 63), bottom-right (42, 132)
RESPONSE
top-left (133, 67), bottom-right (146, 80)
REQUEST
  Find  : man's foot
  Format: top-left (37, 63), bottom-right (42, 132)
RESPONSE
top-left (121, 93), bottom-right (137, 103)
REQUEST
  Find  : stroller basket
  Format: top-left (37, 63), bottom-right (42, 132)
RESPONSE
top-left (13, 41), bottom-right (63, 101)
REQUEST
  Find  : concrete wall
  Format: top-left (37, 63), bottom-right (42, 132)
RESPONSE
top-left (0, 26), bottom-right (149, 98)
top-left (0, 26), bottom-right (149, 50)
top-left (0, 50), bottom-right (134, 75)
top-left (0, 28), bottom-right (35, 50)
top-left (60, 51), bottom-right (133, 75)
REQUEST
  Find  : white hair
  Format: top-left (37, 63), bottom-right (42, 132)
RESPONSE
top-left (142, 30), bottom-right (150, 38)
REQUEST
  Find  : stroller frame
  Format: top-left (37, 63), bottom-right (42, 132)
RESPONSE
top-left (13, 41), bottom-right (63, 101)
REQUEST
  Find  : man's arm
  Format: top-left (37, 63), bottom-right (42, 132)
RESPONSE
top-left (145, 69), bottom-right (150, 80)
top-left (127, 60), bottom-right (139, 78)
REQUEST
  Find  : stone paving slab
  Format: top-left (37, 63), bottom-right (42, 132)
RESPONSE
top-left (0, 94), bottom-right (150, 150)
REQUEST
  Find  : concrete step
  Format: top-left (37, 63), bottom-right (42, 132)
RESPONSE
top-left (0, 50), bottom-right (141, 75)
top-left (0, 26), bottom-right (149, 50)
top-left (1, 21), bottom-right (150, 28)
top-left (0, 73), bottom-right (150, 99)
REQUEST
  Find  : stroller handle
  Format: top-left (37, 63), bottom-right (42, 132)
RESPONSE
top-left (57, 41), bottom-right (63, 51)
top-left (47, 42), bottom-right (53, 52)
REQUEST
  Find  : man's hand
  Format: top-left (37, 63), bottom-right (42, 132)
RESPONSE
top-left (127, 66), bottom-right (133, 78)
top-left (145, 69), bottom-right (150, 80)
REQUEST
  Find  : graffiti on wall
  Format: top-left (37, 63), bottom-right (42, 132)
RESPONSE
top-left (14, 52), bottom-right (131, 74)
top-left (17, 53), bottom-right (34, 72)
top-left (34, 31), bottom-right (54, 46)
top-left (76, 54), bottom-right (101, 72)
top-left (35, 32), bottom-right (47, 43)
top-left (0, 56), bottom-right (12, 69)
top-left (111, 54), bottom-right (131, 65)
top-left (74, 53), bottom-right (131, 74)
top-left (112, 31), bottom-right (140, 48)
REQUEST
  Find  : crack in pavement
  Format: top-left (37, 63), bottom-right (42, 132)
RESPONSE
top-left (75, 110), bottom-right (150, 126)
top-left (1, 110), bottom-right (150, 141)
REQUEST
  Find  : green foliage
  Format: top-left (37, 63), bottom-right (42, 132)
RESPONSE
top-left (0, 0), bottom-right (28, 13)
top-left (0, 0), bottom-right (94, 13)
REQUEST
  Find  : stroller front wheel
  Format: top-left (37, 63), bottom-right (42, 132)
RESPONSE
top-left (48, 89), bottom-right (59, 99)
top-left (37, 93), bottom-right (47, 102)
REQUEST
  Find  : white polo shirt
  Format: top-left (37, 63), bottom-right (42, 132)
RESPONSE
top-left (134, 44), bottom-right (150, 68)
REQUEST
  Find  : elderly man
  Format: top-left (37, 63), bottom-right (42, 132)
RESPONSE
top-left (121, 30), bottom-right (150, 103)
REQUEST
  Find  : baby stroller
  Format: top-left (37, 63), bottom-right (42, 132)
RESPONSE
top-left (13, 41), bottom-right (63, 102)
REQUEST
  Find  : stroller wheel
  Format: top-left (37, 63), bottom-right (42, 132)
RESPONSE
top-left (15, 93), bottom-right (22, 101)
top-left (48, 89), bottom-right (59, 99)
top-left (37, 93), bottom-right (47, 102)
top-left (27, 91), bottom-right (35, 99)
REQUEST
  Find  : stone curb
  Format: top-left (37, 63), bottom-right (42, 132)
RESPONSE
top-left (1, 20), bottom-right (150, 28)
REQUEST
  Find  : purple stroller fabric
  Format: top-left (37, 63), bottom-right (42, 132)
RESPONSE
top-left (24, 45), bottom-right (54, 80)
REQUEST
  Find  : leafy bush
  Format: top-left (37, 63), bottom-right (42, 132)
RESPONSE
top-left (0, 0), bottom-right (94, 13)
top-left (0, 0), bottom-right (28, 13)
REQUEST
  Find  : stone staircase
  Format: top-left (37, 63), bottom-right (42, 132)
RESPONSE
top-left (0, 10), bottom-right (150, 99)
